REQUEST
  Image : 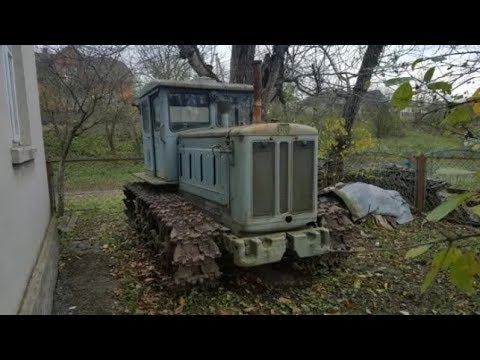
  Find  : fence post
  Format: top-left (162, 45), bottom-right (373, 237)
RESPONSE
top-left (46, 161), bottom-right (56, 215)
top-left (415, 154), bottom-right (427, 213)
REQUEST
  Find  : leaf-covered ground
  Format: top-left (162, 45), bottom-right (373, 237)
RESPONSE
top-left (53, 192), bottom-right (480, 315)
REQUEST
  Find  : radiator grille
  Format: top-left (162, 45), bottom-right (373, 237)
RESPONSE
top-left (252, 142), bottom-right (275, 216)
top-left (292, 140), bottom-right (314, 213)
top-left (279, 142), bottom-right (289, 213)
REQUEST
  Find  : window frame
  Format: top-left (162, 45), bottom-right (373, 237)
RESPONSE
top-left (3, 45), bottom-right (21, 144)
top-left (167, 90), bottom-right (211, 132)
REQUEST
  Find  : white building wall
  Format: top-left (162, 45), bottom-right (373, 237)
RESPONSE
top-left (0, 45), bottom-right (51, 314)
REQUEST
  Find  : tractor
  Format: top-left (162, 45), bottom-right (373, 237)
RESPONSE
top-left (124, 62), bottom-right (345, 287)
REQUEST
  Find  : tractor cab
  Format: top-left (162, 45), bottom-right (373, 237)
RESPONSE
top-left (137, 77), bottom-right (254, 183)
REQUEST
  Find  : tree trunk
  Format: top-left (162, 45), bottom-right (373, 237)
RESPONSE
top-left (178, 45), bottom-right (220, 82)
top-left (261, 45), bottom-right (289, 106)
top-left (325, 45), bottom-right (385, 185)
top-left (128, 116), bottom-right (142, 155)
top-left (55, 131), bottom-right (75, 217)
top-left (229, 45), bottom-right (256, 84)
top-left (55, 157), bottom-right (66, 217)
top-left (105, 120), bottom-right (116, 153)
top-left (341, 45), bottom-right (385, 140)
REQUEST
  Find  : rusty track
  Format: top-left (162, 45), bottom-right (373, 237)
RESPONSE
top-left (123, 183), bottom-right (350, 289)
top-left (124, 183), bottom-right (227, 288)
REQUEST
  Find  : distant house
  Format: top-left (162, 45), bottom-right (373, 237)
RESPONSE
top-left (301, 89), bottom-right (390, 117)
top-left (35, 45), bottom-right (135, 125)
top-left (398, 99), bottom-right (442, 121)
top-left (0, 45), bottom-right (57, 314)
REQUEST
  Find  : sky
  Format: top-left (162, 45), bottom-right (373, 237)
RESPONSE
top-left (45, 45), bottom-right (480, 98)
top-left (213, 45), bottom-right (480, 97)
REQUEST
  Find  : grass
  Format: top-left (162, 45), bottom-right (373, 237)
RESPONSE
top-left (372, 130), bottom-right (463, 155)
top-left (43, 126), bottom-right (142, 159)
top-left (351, 129), bottom-right (480, 191)
top-left (51, 160), bottom-right (144, 192)
top-left (58, 193), bottom-right (480, 315)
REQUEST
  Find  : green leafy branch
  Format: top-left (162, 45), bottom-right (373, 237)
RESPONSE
top-left (384, 60), bottom-right (480, 295)
top-left (387, 64), bottom-right (480, 144)
top-left (329, 183), bottom-right (480, 294)
top-left (406, 191), bottom-right (480, 294)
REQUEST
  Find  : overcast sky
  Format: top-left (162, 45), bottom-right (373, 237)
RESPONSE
top-left (214, 45), bottom-right (480, 96)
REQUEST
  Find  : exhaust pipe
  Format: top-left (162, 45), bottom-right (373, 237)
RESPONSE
top-left (252, 60), bottom-right (263, 124)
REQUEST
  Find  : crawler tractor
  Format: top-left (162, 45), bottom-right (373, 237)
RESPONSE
top-left (124, 62), bottom-right (346, 288)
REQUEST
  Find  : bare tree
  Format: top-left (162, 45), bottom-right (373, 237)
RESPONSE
top-left (177, 44), bottom-right (290, 108)
top-left (133, 45), bottom-right (193, 82)
top-left (178, 45), bottom-right (220, 81)
top-left (99, 99), bottom-right (139, 154)
top-left (341, 45), bottom-right (385, 137)
top-left (261, 45), bottom-right (289, 105)
top-left (323, 45), bottom-right (384, 183)
top-left (230, 45), bottom-right (256, 84)
top-left (37, 45), bottom-right (131, 216)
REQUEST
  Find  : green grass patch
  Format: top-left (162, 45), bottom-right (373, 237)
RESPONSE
top-left (372, 131), bottom-right (462, 155)
top-left (43, 126), bottom-right (141, 159)
top-left (53, 160), bottom-right (143, 192)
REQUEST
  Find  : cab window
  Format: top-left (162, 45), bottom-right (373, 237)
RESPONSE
top-left (168, 92), bottom-right (210, 132)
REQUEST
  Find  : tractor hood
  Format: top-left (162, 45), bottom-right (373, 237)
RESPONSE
top-left (177, 123), bottom-right (318, 139)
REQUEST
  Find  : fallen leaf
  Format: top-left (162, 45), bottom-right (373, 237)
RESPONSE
top-left (354, 279), bottom-right (362, 289)
top-left (278, 297), bottom-right (292, 305)
top-left (373, 215), bottom-right (394, 230)
top-left (173, 306), bottom-right (184, 314)
top-left (216, 309), bottom-right (233, 315)
top-left (360, 231), bottom-right (372, 238)
top-left (290, 306), bottom-right (302, 315)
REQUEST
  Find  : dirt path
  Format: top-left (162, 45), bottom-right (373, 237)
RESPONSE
top-left (53, 240), bottom-right (118, 315)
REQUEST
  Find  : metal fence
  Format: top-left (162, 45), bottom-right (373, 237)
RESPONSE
top-left (425, 149), bottom-right (480, 192)
top-left (46, 157), bottom-right (143, 214)
top-left (341, 149), bottom-right (480, 214)
top-left (46, 149), bottom-right (480, 217)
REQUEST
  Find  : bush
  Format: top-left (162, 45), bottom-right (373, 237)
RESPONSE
top-left (367, 103), bottom-right (406, 139)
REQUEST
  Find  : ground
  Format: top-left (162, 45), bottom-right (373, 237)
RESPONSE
top-left (47, 125), bottom-right (479, 314)
top-left (52, 191), bottom-right (480, 315)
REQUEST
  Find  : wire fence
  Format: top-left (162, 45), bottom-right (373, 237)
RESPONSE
top-left (46, 148), bottom-right (480, 223)
top-left (339, 149), bottom-right (480, 224)
top-left (46, 157), bottom-right (143, 214)
top-left (425, 149), bottom-right (480, 192)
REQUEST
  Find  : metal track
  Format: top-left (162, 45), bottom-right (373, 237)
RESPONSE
top-left (123, 183), bottom-right (350, 289)
top-left (124, 183), bottom-right (227, 288)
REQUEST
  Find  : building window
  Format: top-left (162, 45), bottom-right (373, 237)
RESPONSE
top-left (2, 45), bottom-right (21, 144)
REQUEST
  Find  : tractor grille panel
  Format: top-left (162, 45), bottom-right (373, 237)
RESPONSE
top-left (292, 141), bottom-right (314, 213)
top-left (279, 142), bottom-right (289, 213)
top-left (252, 142), bottom-right (275, 216)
